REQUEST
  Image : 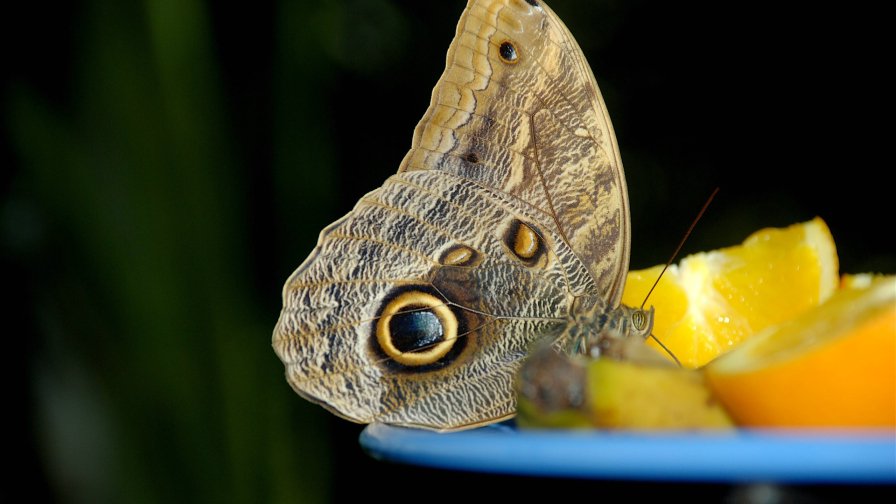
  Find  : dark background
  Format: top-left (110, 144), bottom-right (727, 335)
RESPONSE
top-left (3, 0), bottom-right (892, 502)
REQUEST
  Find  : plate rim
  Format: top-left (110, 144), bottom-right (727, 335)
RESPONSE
top-left (360, 422), bottom-right (896, 483)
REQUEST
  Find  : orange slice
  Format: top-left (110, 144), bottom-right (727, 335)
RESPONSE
top-left (621, 218), bottom-right (839, 367)
top-left (704, 277), bottom-right (896, 427)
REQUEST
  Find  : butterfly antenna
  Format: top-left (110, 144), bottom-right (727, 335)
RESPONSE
top-left (649, 333), bottom-right (681, 367)
top-left (640, 188), bottom-right (718, 368)
top-left (640, 187), bottom-right (720, 310)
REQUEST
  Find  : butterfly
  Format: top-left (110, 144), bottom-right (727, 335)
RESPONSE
top-left (272, 0), bottom-right (653, 431)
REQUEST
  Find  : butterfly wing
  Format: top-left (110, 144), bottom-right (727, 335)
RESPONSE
top-left (401, 0), bottom-right (630, 303)
top-left (273, 0), bottom-right (630, 431)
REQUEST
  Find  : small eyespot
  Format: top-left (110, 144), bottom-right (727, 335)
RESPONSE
top-left (439, 244), bottom-right (480, 267)
top-left (514, 225), bottom-right (538, 259)
top-left (464, 151), bottom-right (479, 164)
top-left (499, 41), bottom-right (518, 64)
top-left (504, 220), bottom-right (546, 266)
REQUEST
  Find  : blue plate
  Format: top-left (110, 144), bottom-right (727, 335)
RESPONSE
top-left (360, 422), bottom-right (896, 483)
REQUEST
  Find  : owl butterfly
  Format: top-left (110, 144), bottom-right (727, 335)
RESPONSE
top-left (273, 0), bottom-right (654, 431)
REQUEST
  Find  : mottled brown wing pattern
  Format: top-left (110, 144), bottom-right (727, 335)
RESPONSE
top-left (401, 0), bottom-right (630, 304)
top-left (272, 0), bottom-right (632, 431)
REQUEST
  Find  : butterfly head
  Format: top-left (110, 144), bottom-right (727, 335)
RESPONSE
top-left (615, 304), bottom-right (655, 341)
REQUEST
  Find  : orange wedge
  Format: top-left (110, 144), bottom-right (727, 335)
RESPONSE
top-left (621, 218), bottom-right (839, 367)
top-left (704, 277), bottom-right (896, 428)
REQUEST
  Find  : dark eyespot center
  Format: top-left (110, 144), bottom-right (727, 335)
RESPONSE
top-left (464, 151), bottom-right (479, 163)
top-left (372, 288), bottom-right (464, 369)
top-left (388, 309), bottom-right (443, 353)
top-left (525, 0), bottom-right (539, 6)
top-left (499, 41), bottom-right (518, 63)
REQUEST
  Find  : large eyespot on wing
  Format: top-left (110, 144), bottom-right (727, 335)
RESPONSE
top-left (399, 0), bottom-right (631, 306)
top-left (371, 286), bottom-right (467, 370)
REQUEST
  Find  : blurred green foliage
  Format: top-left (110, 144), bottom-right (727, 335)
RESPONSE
top-left (5, 0), bottom-right (339, 502)
top-left (3, 0), bottom-right (891, 503)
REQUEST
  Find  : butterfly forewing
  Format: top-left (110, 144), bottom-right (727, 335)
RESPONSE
top-left (401, 0), bottom-right (630, 305)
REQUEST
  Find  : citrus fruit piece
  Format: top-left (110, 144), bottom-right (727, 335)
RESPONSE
top-left (516, 342), bottom-right (733, 430)
top-left (704, 276), bottom-right (895, 428)
top-left (582, 358), bottom-right (734, 429)
top-left (621, 217), bottom-right (839, 368)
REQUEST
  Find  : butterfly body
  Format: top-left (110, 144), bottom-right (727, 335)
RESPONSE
top-left (273, 0), bottom-right (649, 431)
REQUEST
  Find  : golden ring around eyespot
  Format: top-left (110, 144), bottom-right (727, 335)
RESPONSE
top-left (376, 291), bottom-right (458, 366)
top-left (498, 40), bottom-right (519, 64)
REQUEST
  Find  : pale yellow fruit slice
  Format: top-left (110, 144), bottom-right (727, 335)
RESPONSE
top-left (621, 217), bottom-right (839, 367)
